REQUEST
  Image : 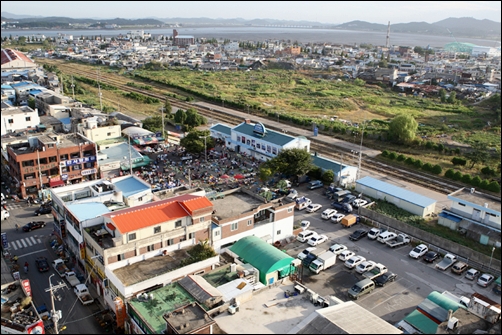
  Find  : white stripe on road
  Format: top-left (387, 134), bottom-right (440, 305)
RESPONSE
top-left (16, 240), bottom-right (23, 248)
top-left (30, 237), bottom-right (37, 245)
top-left (20, 239), bottom-right (27, 247)
top-left (37, 238), bottom-right (42, 243)
top-left (16, 249), bottom-right (47, 258)
top-left (25, 238), bottom-right (33, 246)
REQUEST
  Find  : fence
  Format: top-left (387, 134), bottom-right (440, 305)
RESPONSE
top-left (359, 207), bottom-right (501, 277)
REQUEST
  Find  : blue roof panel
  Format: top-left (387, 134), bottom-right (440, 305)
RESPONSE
top-left (66, 202), bottom-right (110, 221)
top-left (210, 123), bottom-right (232, 136)
top-left (114, 176), bottom-right (150, 197)
top-left (357, 176), bottom-right (436, 208)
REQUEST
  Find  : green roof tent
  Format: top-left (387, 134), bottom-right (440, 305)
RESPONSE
top-left (230, 236), bottom-right (295, 285)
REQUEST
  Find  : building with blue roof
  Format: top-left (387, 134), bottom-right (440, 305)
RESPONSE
top-left (356, 176), bottom-right (436, 217)
top-left (312, 154), bottom-right (358, 187)
top-left (210, 121), bottom-right (310, 161)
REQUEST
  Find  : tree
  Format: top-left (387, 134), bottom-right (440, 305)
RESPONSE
top-left (465, 146), bottom-right (489, 169)
top-left (487, 181), bottom-right (500, 193)
top-left (267, 148), bottom-right (314, 177)
top-left (164, 99), bottom-right (172, 116)
top-left (179, 130), bottom-right (214, 154)
top-left (321, 170), bottom-right (335, 184)
top-left (432, 164), bottom-right (442, 175)
top-left (388, 114), bottom-right (418, 144)
top-left (447, 91), bottom-right (457, 104)
top-left (413, 46), bottom-right (425, 56)
top-left (27, 97), bottom-right (36, 110)
top-left (185, 108), bottom-right (206, 130)
top-left (440, 89), bottom-right (447, 103)
top-left (259, 165), bottom-right (274, 183)
top-left (174, 109), bottom-right (187, 125)
top-left (142, 116), bottom-right (163, 132)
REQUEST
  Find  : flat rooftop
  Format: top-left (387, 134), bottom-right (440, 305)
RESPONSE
top-left (449, 188), bottom-right (501, 214)
top-left (164, 303), bottom-right (214, 334)
top-left (211, 191), bottom-right (264, 220)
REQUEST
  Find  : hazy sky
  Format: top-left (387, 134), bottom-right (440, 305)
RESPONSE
top-left (1, 1), bottom-right (500, 24)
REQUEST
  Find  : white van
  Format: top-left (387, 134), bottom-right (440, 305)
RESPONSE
top-left (377, 231), bottom-right (397, 244)
top-left (1, 210), bottom-right (9, 221)
top-left (297, 230), bottom-right (318, 243)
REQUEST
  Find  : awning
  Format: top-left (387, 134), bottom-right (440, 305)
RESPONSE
top-left (49, 179), bottom-right (65, 188)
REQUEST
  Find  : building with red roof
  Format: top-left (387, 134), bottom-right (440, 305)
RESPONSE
top-left (1, 48), bottom-right (37, 70)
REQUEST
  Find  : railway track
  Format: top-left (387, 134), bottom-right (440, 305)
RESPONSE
top-left (42, 60), bottom-right (479, 196)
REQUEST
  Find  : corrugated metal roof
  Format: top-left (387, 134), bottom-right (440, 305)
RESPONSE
top-left (312, 155), bottom-right (349, 173)
top-left (233, 122), bottom-right (295, 146)
top-left (403, 309), bottom-right (439, 334)
top-left (66, 202), bottom-right (110, 221)
top-left (209, 123), bottom-right (232, 135)
top-left (427, 291), bottom-right (462, 312)
top-left (104, 194), bottom-right (212, 234)
top-left (417, 299), bottom-right (448, 322)
top-left (114, 176), bottom-right (150, 197)
top-left (356, 176), bottom-right (436, 208)
top-left (438, 212), bottom-right (463, 223)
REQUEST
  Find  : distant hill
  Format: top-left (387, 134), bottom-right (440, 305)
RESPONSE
top-left (1, 12), bottom-right (44, 19)
top-left (1, 15), bottom-right (165, 28)
top-left (335, 17), bottom-right (500, 39)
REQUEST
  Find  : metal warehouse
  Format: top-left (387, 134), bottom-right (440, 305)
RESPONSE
top-left (355, 176), bottom-right (436, 217)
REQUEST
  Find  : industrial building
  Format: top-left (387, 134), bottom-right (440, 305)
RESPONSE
top-left (355, 176), bottom-right (436, 217)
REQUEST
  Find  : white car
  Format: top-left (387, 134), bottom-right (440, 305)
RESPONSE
top-left (306, 203), bottom-right (322, 213)
top-left (345, 255), bottom-right (367, 269)
top-left (331, 213), bottom-right (345, 223)
top-left (321, 209), bottom-right (337, 220)
top-left (356, 260), bottom-right (377, 274)
top-left (352, 199), bottom-right (368, 208)
top-left (308, 234), bottom-right (328, 247)
top-left (477, 274), bottom-right (495, 288)
top-left (300, 220), bottom-right (310, 231)
top-left (297, 247), bottom-right (316, 260)
top-left (409, 244), bottom-right (428, 259)
top-left (329, 244), bottom-right (347, 255)
top-left (338, 250), bottom-right (355, 262)
top-left (367, 228), bottom-right (381, 240)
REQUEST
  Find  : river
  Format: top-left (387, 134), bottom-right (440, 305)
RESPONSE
top-left (2, 26), bottom-right (499, 47)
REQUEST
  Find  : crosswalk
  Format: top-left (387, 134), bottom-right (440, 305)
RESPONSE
top-left (4, 203), bottom-right (25, 211)
top-left (8, 236), bottom-right (43, 250)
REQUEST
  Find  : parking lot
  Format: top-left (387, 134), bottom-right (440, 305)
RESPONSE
top-left (282, 183), bottom-right (501, 324)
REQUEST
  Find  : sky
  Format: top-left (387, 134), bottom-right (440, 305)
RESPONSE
top-left (1, 1), bottom-right (501, 24)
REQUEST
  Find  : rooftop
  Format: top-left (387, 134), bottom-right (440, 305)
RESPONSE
top-left (211, 191), bottom-right (264, 220)
top-left (66, 202), bottom-right (110, 221)
top-left (209, 123), bottom-right (232, 136)
top-left (164, 302), bottom-right (215, 334)
top-left (357, 176), bottom-right (437, 208)
top-left (448, 188), bottom-right (501, 214)
top-left (1, 105), bottom-right (37, 115)
top-left (233, 122), bottom-right (297, 146)
top-left (113, 175), bottom-right (151, 197)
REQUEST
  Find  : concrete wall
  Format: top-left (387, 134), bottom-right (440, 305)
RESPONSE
top-left (359, 207), bottom-right (501, 274)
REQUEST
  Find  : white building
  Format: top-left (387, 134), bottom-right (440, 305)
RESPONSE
top-left (1, 105), bottom-right (40, 135)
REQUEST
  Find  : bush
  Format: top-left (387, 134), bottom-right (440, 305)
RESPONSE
top-left (414, 159), bottom-right (423, 169)
top-left (451, 157), bottom-right (467, 166)
top-left (453, 171), bottom-right (463, 181)
top-left (479, 179), bottom-right (490, 190)
top-left (487, 181), bottom-right (501, 193)
top-left (422, 163), bottom-right (433, 171)
top-left (461, 174), bottom-right (472, 184)
top-left (436, 143), bottom-right (445, 152)
top-left (405, 157), bottom-right (415, 165)
top-left (425, 141), bottom-right (434, 149)
top-left (381, 150), bottom-right (390, 157)
top-left (445, 169), bottom-right (455, 178)
top-left (481, 166), bottom-right (496, 176)
top-left (388, 152), bottom-right (397, 160)
top-left (432, 164), bottom-right (442, 175)
top-left (397, 154), bottom-right (406, 162)
top-left (471, 176), bottom-right (482, 187)
top-left (454, 148), bottom-right (461, 155)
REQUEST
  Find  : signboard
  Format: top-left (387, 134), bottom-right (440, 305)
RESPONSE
top-left (81, 168), bottom-right (97, 176)
top-left (253, 122), bottom-right (266, 137)
top-left (61, 174), bottom-right (68, 181)
top-left (1, 232), bottom-right (7, 249)
top-left (64, 156), bottom-right (96, 167)
top-left (22, 279), bottom-right (32, 297)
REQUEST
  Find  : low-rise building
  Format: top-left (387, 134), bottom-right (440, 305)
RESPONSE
top-left (0, 105), bottom-right (40, 136)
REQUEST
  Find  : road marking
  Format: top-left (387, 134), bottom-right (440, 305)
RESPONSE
top-left (37, 238), bottom-right (42, 243)
top-left (25, 238), bottom-right (33, 246)
top-left (16, 249), bottom-right (47, 258)
top-left (16, 240), bottom-right (23, 249)
top-left (21, 239), bottom-right (28, 247)
top-left (30, 237), bottom-right (37, 244)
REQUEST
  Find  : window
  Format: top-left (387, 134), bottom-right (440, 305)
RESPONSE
top-left (214, 230), bottom-right (220, 237)
top-left (8, 119), bottom-right (13, 124)
top-left (107, 132), bottom-right (112, 136)
top-left (167, 238), bottom-right (174, 246)
top-left (117, 254), bottom-right (125, 261)
top-left (241, 136), bottom-right (246, 144)
top-left (49, 156), bottom-right (57, 163)
top-left (193, 270), bottom-right (205, 275)
top-left (199, 217), bottom-right (205, 222)
top-left (188, 232), bottom-right (195, 239)
top-left (231, 222), bottom-right (238, 231)
top-left (277, 230), bottom-right (281, 235)
top-left (458, 203), bottom-right (466, 207)
top-left (26, 116), bottom-right (31, 122)
top-left (128, 233), bottom-right (136, 241)
top-left (138, 196), bottom-right (143, 202)
top-left (247, 219), bottom-right (252, 226)
top-left (288, 208), bottom-right (293, 213)
top-left (175, 220), bottom-right (182, 228)
top-left (147, 244), bottom-right (155, 252)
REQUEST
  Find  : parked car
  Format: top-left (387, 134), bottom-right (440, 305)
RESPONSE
top-left (465, 269), bottom-right (480, 281)
top-left (477, 274), bottom-right (495, 288)
top-left (345, 255), bottom-right (366, 269)
top-left (409, 244), bottom-right (429, 259)
top-left (352, 199), bottom-right (368, 208)
top-left (321, 209), bottom-right (337, 220)
top-left (338, 250), bottom-right (355, 262)
top-left (35, 257), bottom-right (50, 272)
top-left (300, 220), bottom-right (310, 231)
top-left (297, 230), bottom-right (318, 243)
top-left (297, 247), bottom-right (316, 261)
top-left (308, 234), bottom-right (328, 247)
top-left (423, 251), bottom-right (440, 263)
top-left (331, 213), bottom-right (345, 223)
top-left (328, 244), bottom-right (347, 256)
top-left (286, 189), bottom-right (298, 201)
top-left (22, 221), bottom-right (46, 232)
top-left (356, 260), bottom-right (377, 274)
top-left (367, 228), bottom-right (381, 240)
top-left (308, 180), bottom-right (323, 190)
top-left (332, 202), bottom-right (353, 213)
top-left (451, 261), bottom-right (469, 275)
top-left (306, 203), bottom-right (322, 213)
top-left (349, 229), bottom-right (368, 241)
top-left (374, 272), bottom-right (398, 287)
top-left (35, 206), bottom-right (52, 216)
top-left (342, 194), bottom-right (357, 204)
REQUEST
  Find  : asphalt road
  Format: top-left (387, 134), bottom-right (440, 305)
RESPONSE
top-left (2, 202), bottom-right (107, 334)
top-left (284, 185), bottom-right (501, 324)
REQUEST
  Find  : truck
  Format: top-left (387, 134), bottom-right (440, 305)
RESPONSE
top-left (302, 248), bottom-right (326, 267)
top-left (436, 253), bottom-right (457, 271)
top-left (74, 284), bottom-right (94, 305)
top-left (363, 263), bottom-right (388, 280)
top-left (309, 251), bottom-right (337, 274)
top-left (386, 233), bottom-right (411, 248)
top-left (340, 214), bottom-right (359, 228)
top-left (65, 271), bottom-right (81, 287)
top-left (52, 259), bottom-right (70, 277)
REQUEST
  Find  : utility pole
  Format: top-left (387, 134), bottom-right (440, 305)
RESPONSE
top-left (357, 120), bottom-right (366, 181)
top-left (128, 136), bottom-right (133, 175)
top-left (97, 68), bottom-right (103, 111)
top-left (199, 135), bottom-right (209, 162)
top-left (70, 76), bottom-right (75, 101)
top-left (37, 149), bottom-right (44, 202)
top-left (161, 104), bottom-right (165, 143)
top-left (45, 274), bottom-right (67, 335)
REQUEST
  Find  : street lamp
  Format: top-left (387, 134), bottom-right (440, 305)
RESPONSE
top-left (199, 135), bottom-right (210, 162)
top-left (489, 246), bottom-right (496, 269)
